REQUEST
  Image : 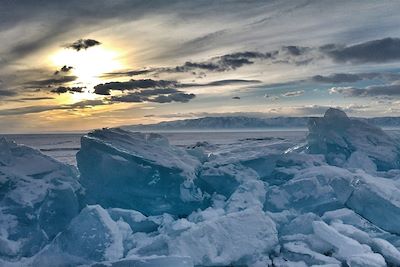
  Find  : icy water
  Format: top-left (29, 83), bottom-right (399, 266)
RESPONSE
top-left (2, 130), bottom-right (307, 166)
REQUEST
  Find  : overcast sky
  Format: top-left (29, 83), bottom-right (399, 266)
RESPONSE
top-left (2, 0), bottom-right (400, 133)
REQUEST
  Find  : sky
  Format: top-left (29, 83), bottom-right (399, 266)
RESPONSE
top-left (2, 0), bottom-right (400, 133)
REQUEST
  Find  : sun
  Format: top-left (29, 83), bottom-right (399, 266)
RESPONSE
top-left (50, 46), bottom-right (122, 85)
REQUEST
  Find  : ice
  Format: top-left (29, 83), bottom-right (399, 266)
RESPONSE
top-left (312, 221), bottom-right (386, 266)
top-left (77, 128), bottom-right (206, 216)
top-left (107, 208), bottom-right (166, 234)
top-left (345, 170), bottom-right (400, 234)
top-left (90, 256), bottom-right (193, 267)
top-left (33, 205), bottom-right (124, 266)
top-left (0, 138), bottom-right (80, 259)
top-left (165, 207), bottom-right (278, 266)
top-left (307, 108), bottom-right (400, 171)
top-left (5, 108), bottom-right (400, 266)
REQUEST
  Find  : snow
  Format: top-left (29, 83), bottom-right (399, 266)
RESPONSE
top-left (3, 108), bottom-right (400, 266)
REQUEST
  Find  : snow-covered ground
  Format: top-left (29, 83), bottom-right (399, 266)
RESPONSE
top-left (2, 108), bottom-right (400, 266)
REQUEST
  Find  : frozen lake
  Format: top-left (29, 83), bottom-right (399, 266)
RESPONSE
top-left (1, 130), bottom-right (307, 166)
top-left (3, 129), bottom-right (400, 166)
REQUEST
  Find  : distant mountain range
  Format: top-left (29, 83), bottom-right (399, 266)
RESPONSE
top-left (122, 116), bottom-right (400, 131)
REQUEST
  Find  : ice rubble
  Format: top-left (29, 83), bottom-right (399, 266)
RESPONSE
top-left (3, 108), bottom-right (400, 266)
top-left (0, 138), bottom-right (80, 260)
top-left (307, 107), bottom-right (400, 171)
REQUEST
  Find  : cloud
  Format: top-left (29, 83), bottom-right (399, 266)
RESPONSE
top-left (155, 37), bottom-right (400, 76)
top-left (0, 99), bottom-right (108, 116)
top-left (312, 73), bottom-right (363, 83)
top-left (313, 72), bottom-right (400, 84)
top-left (17, 97), bottom-right (55, 101)
top-left (172, 48), bottom-right (312, 72)
top-left (69, 99), bottom-right (108, 108)
top-left (54, 65), bottom-right (73, 75)
top-left (94, 79), bottom-right (177, 95)
top-left (282, 90), bottom-right (304, 97)
top-left (108, 47), bottom-right (314, 78)
top-left (179, 79), bottom-right (261, 87)
top-left (0, 89), bottom-right (17, 97)
top-left (50, 86), bottom-right (85, 94)
top-left (329, 83), bottom-right (400, 97)
top-left (94, 78), bottom-right (260, 98)
top-left (110, 88), bottom-right (195, 103)
top-left (281, 45), bottom-right (309, 56)
top-left (150, 92), bottom-right (195, 103)
top-left (172, 52), bottom-right (272, 72)
top-left (26, 75), bottom-right (77, 87)
top-left (322, 37), bottom-right (400, 63)
top-left (101, 69), bottom-right (153, 78)
top-left (65, 39), bottom-right (101, 51)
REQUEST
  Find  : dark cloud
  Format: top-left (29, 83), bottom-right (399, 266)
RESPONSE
top-left (330, 84), bottom-right (400, 97)
top-left (0, 89), bottom-right (17, 97)
top-left (216, 51), bottom-right (272, 70)
top-left (69, 99), bottom-right (108, 108)
top-left (150, 92), bottom-right (195, 103)
top-left (26, 75), bottom-right (77, 87)
top-left (101, 47), bottom-right (315, 79)
top-left (101, 69), bottom-right (153, 78)
top-left (94, 79), bottom-right (177, 95)
top-left (282, 46), bottom-right (309, 56)
top-left (54, 65), bottom-right (73, 75)
top-left (312, 72), bottom-right (400, 84)
top-left (175, 51), bottom-right (271, 72)
top-left (0, 105), bottom-right (67, 116)
top-left (17, 97), bottom-right (55, 101)
top-left (322, 37), bottom-right (400, 63)
top-left (179, 79), bottom-right (261, 87)
top-left (111, 94), bottom-right (143, 103)
top-left (65, 39), bottom-right (101, 51)
top-left (312, 73), bottom-right (363, 83)
top-left (102, 37), bottom-right (400, 81)
top-left (95, 78), bottom-right (257, 103)
top-left (174, 61), bottom-right (221, 72)
top-left (50, 86), bottom-right (85, 94)
top-left (0, 99), bottom-right (108, 116)
top-left (107, 51), bottom-right (274, 76)
top-left (110, 88), bottom-right (195, 103)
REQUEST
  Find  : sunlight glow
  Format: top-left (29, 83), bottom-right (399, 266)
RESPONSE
top-left (50, 46), bottom-right (122, 85)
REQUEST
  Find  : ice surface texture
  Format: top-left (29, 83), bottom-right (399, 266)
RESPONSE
top-left (0, 138), bottom-right (80, 260)
top-left (307, 107), bottom-right (400, 171)
top-left (3, 108), bottom-right (400, 266)
top-left (77, 128), bottom-right (206, 216)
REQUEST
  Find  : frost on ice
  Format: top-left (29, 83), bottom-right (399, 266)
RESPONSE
top-left (3, 108), bottom-right (400, 266)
